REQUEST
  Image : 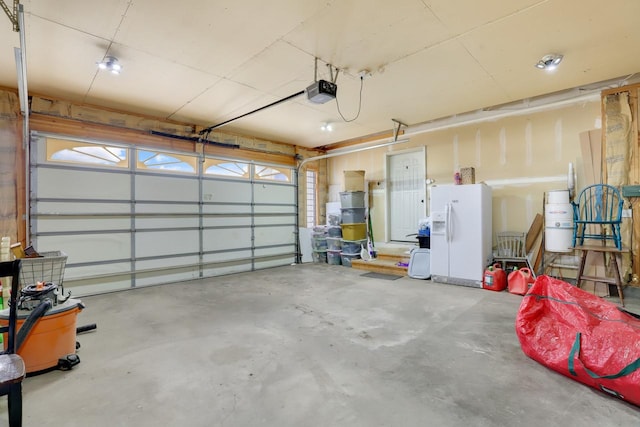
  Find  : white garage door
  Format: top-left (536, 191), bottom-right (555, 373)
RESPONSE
top-left (30, 133), bottom-right (296, 295)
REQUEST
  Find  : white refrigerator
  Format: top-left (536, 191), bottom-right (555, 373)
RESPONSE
top-left (429, 183), bottom-right (492, 287)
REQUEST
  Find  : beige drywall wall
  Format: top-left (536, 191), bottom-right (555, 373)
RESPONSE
top-left (328, 101), bottom-right (602, 246)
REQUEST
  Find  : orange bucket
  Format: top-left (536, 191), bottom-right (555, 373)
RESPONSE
top-left (1, 299), bottom-right (83, 373)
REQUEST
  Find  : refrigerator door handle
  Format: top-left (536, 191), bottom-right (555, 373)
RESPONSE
top-left (444, 203), bottom-right (451, 242)
top-left (448, 202), bottom-right (452, 242)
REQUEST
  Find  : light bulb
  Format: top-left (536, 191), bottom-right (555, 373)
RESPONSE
top-left (535, 54), bottom-right (563, 71)
top-left (97, 56), bottom-right (122, 74)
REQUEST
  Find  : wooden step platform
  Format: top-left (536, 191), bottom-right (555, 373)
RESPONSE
top-left (350, 252), bottom-right (410, 276)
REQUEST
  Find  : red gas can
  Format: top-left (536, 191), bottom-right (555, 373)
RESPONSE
top-left (483, 263), bottom-right (507, 291)
top-left (508, 267), bottom-right (535, 295)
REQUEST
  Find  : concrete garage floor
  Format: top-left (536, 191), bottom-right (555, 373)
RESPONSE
top-left (5, 264), bottom-right (640, 426)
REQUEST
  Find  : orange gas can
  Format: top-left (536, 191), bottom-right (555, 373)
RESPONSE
top-left (508, 267), bottom-right (535, 295)
top-left (483, 263), bottom-right (507, 291)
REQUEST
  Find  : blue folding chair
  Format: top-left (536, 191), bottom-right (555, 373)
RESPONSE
top-left (571, 184), bottom-right (623, 249)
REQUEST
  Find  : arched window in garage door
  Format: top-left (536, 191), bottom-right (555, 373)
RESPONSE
top-left (203, 159), bottom-right (249, 178)
top-left (254, 164), bottom-right (291, 182)
top-left (47, 138), bottom-right (128, 167)
top-left (137, 150), bottom-right (197, 173)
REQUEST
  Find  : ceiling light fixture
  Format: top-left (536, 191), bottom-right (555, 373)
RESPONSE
top-left (320, 122), bottom-right (333, 132)
top-left (535, 54), bottom-right (563, 71)
top-left (97, 56), bottom-right (122, 74)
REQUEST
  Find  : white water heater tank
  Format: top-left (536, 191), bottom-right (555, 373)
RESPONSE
top-left (545, 190), bottom-right (573, 253)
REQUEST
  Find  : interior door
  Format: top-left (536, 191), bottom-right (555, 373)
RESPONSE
top-left (387, 148), bottom-right (426, 241)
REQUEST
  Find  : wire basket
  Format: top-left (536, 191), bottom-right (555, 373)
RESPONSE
top-left (19, 250), bottom-right (68, 287)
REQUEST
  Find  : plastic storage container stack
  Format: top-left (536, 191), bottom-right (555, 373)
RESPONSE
top-left (326, 237), bottom-right (342, 265)
top-left (340, 170), bottom-right (366, 267)
top-left (327, 250), bottom-right (342, 265)
top-left (326, 210), bottom-right (342, 265)
top-left (311, 226), bottom-right (328, 263)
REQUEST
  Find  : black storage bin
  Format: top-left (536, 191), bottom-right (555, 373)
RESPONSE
top-left (418, 236), bottom-right (430, 249)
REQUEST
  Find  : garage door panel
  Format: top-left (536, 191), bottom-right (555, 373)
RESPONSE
top-left (202, 216), bottom-right (251, 227)
top-left (254, 183), bottom-right (294, 204)
top-left (64, 261), bottom-right (131, 281)
top-left (64, 276), bottom-right (133, 295)
top-left (202, 263), bottom-right (252, 277)
top-left (254, 205), bottom-right (296, 214)
top-left (136, 255), bottom-right (199, 270)
top-left (203, 250), bottom-right (252, 263)
top-left (136, 175), bottom-right (199, 202)
top-left (63, 262), bottom-right (132, 281)
top-left (35, 233), bottom-right (131, 264)
top-left (202, 179), bottom-right (251, 203)
top-left (203, 228), bottom-right (251, 251)
top-left (136, 230), bottom-right (199, 258)
top-left (255, 226), bottom-right (295, 246)
top-left (255, 257), bottom-right (295, 269)
top-left (135, 216), bottom-right (199, 229)
top-left (255, 246), bottom-right (295, 257)
top-left (35, 217), bottom-right (130, 233)
top-left (135, 255), bottom-right (200, 287)
top-left (33, 201), bottom-right (131, 215)
top-left (134, 200), bottom-right (199, 229)
top-left (202, 251), bottom-right (253, 277)
top-left (253, 247), bottom-right (296, 269)
top-left (35, 168), bottom-right (130, 200)
top-left (203, 204), bottom-right (251, 214)
top-left (254, 215), bottom-right (295, 226)
top-left (135, 266), bottom-right (200, 287)
top-left (135, 203), bottom-right (198, 214)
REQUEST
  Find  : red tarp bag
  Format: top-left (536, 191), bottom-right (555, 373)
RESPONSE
top-left (516, 275), bottom-right (640, 406)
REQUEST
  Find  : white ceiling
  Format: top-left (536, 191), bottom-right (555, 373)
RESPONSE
top-left (1, 0), bottom-right (639, 148)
